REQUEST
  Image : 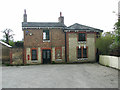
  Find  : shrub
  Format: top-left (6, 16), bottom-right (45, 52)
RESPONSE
top-left (96, 33), bottom-right (113, 55)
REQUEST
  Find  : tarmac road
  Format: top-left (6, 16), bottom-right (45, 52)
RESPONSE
top-left (2, 63), bottom-right (118, 88)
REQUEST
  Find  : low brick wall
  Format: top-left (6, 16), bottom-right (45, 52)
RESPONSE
top-left (11, 48), bottom-right (23, 65)
top-left (99, 55), bottom-right (120, 70)
top-left (1, 44), bottom-right (10, 64)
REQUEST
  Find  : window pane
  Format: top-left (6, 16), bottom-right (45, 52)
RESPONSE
top-left (46, 30), bottom-right (49, 40)
top-left (43, 32), bottom-right (46, 40)
top-left (32, 50), bottom-right (37, 60)
top-left (83, 48), bottom-right (87, 58)
top-left (46, 34), bottom-right (49, 40)
top-left (47, 50), bottom-right (50, 59)
top-left (78, 33), bottom-right (86, 41)
top-left (56, 49), bottom-right (61, 59)
top-left (43, 30), bottom-right (49, 40)
top-left (43, 51), bottom-right (46, 59)
top-left (78, 48), bottom-right (82, 58)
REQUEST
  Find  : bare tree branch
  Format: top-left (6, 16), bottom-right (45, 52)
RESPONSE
top-left (2, 29), bottom-right (14, 44)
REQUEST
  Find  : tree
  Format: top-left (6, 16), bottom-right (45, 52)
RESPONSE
top-left (96, 32), bottom-right (113, 55)
top-left (109, 18), bottom-right (120, 56)
top-left (14, 41), bottom-right (23, 47)
top-left (2, 29), bottom-right (14, 44)
top-left (9, 40), bottom-right (15, 46)
top-left (114, 19), bottom-right (120, 45)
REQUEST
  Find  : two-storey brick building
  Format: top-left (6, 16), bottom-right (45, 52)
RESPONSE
top-left (22, 10), bottom-right (103, 64)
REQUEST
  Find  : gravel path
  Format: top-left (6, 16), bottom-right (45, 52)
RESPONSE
top-left (2, 63), bottom-right (118, 88)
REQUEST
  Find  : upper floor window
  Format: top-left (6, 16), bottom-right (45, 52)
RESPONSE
top-left (78, 33), bottom-right (86, 41)
top-left (43, 30), bottom-right (49, 40)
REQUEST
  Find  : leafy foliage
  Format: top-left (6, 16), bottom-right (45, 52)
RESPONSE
top-left (0, 39), bottom-right (23, 47)
top-left (114, 19), bottom-right (120, 46)
top-left (96, 18), bottom-right (120, 56)
top-left (14, 41), bottom-right (23, 47)
top-left (109, 19), bottom-right (120, 56)
top-left (9, 40), bottom-right (15, 46)
top-left (96, 32), bottom-right (113, 55)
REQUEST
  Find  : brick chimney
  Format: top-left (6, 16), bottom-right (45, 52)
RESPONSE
top-left (23, 9), bottom-right (27, 22)
top-left (58, 12), bottom-right (64, 24)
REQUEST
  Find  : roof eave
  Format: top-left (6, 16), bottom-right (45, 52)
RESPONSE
top-left (0, 41), bottom-right (12, 48)
top-left (64, 29), bottom-right (103, 32)
top-left (22, 27), bottom-right (65, 29)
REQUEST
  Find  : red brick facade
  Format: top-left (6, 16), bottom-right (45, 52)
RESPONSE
top-left (22, 11), bottom-right (103, 64)
top-left (23, 28), bottom-right (65, 64)
top-left (24, 29), bottom-right (65, 48)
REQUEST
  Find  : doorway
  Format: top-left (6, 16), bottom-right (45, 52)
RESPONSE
top-left (42, 49), bottom-right (51, 64)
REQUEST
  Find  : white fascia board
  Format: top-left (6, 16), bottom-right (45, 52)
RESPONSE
top-left (0, 41), bottom-right (12, 48)
top-left (22, 27), bottom-right (63, 29)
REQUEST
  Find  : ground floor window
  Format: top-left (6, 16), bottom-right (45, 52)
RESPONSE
top-left (77, 46), bottom-right (88, 59)
top-left (55, 47), bottom-right (62, 59)
top-left (83, 48), bottom-right (87, 58)
top-left (77, 48), bottom-right (82, 58)
top-left (31, 49), bottom-right (37, 60)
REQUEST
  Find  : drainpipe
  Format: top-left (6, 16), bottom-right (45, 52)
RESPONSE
top-left (23, 47), bottom-right (25, 64)
top-left (65, 32), bottom-right (67, 63)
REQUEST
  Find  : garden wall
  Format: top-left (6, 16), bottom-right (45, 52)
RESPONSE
top-left (11, 48), bottom-right (23, 64)
top-left (99, 55), bottom-right (120, 70)
top-left (1, 44), bottom-right (11, 64)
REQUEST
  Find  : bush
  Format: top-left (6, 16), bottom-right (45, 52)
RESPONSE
top-left (51, 61), bottom-right (55, 64)
top-left (14, 41), bottom-right (23, 47)
top-left (96, 34), bottom-right (113, 55)
top-left (109, 42), bottom-right (120, 56)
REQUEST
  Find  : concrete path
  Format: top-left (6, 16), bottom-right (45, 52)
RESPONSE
top-left (2, 63), bottom-right (118, 88)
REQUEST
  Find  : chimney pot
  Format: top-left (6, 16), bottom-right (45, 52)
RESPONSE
top-left (58, 12), bottom-right (64, 24)
top-left (23, 9), bottom-right (27, 22)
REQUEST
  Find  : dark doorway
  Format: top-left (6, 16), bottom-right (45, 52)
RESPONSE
top-left (96, 48), bottom-right (99, 62)
top-left (42, 49), bottom-right (51, 64)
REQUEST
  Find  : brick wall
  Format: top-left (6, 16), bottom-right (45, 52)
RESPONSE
top-left (23, 28), bottom-right (65, 64)
top-left (11, 48), bottom-right (23, 64)
top-left (0, 44), bottom-right (1, 64)
top-left (24, 28), bottom-right (65, 48)
top-left (67, 32), bottom-right (96, 63)
top-left (0, 44), bottom-right (10, 64)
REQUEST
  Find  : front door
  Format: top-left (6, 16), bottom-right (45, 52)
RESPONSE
top-left (42, 49), bottom-right (51, 64)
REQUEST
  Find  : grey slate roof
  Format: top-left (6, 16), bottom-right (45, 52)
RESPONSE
top-left (22, 22), bottom-right (103, 32)
top-left (65, 23), bottom-right (103, 32)
top-left (22, 22), bottom-right (66, 28)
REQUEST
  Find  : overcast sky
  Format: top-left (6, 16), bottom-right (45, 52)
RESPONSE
top-left (0, 0), bottom-right (119, 41)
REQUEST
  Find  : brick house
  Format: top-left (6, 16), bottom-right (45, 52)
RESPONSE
top-left (22, 10), bottom-right (103, 64)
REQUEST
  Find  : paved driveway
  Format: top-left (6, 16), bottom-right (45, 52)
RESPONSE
top-left (2, 63), bottom-right (118, 88)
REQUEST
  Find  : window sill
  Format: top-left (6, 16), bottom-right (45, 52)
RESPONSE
top-left (31, 60), bottom-right (38, 62)
top-left (78, 41), bottom-right (86, 44)
top-left (43, 40), bottom-right (50, 42)
top-left (77, 58), bottom-right (88, 60)
top-left (56, 59), bottom-right (62, 61)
